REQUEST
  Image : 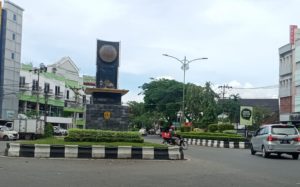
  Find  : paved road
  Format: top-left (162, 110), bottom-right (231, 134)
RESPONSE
top-left (0, 137), bottom-right (299, 187)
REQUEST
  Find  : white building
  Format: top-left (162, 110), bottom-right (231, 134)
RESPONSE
top-left (279, 25), bottom-right (300, 125)
top-left (19, 57), bottom-right (91, 129)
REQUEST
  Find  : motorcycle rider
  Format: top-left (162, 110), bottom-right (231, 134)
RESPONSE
top-left (169, 125), bottom-right (179, 145)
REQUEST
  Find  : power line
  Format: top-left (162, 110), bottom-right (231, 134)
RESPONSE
top-left (231, 85), bottom-right (278, 89)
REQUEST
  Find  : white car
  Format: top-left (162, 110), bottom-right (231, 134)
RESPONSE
top-left (139, 128), bottom-right (147, 136)
top-left (0, 126), bottom-right (19, 140)
top-left (53, 126), bottom-right (68, 136)
top-left (250, 124), bottom-right (300, 159)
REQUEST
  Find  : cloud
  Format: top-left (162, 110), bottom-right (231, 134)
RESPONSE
top-left (122, 90), bottom-right (143, 104)
top-left (10, 0), bottom-right (297, 103)
top-left (154, 75), bottom-right (174, 80)
top-left (214, 80), bottom-right (278, 99)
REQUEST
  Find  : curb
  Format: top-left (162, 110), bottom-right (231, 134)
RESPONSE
top-left (6, 143), bottom-right (184, 160)
top-left (185, 138), bottom-right (250, 149)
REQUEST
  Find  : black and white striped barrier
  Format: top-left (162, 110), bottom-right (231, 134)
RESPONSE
top-left (5, 143), bottom-right (184, 160)
top-left (185, 138), bottom-right (250, 149)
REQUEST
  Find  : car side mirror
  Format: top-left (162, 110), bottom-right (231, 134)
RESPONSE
top-left (253, 130), bottom-right (260, 137)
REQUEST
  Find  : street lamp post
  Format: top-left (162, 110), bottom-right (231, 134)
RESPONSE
top-left (163, 54), bottom-right (208, 124)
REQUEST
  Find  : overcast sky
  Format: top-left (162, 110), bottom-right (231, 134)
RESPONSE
top-left (8, 0), bottom-right (300, 102)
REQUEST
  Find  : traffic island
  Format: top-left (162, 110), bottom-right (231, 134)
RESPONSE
top-left (5, 143), bottom-right (184, 160)
top-left (185, 138), bottom-right (250, 149)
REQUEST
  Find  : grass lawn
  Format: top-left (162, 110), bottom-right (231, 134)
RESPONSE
top-left (18, 137), bottom-right (166, 148)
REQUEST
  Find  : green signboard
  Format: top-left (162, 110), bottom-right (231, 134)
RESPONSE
top-left (240, 106), bottom-right (253, 126)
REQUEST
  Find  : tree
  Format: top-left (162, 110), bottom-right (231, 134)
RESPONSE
top-left (140, 79), bottom-right (218, 128)
top-left (185, 83), bottom-right (204, 122)
top-left (127, 101), bottom-right (145, 117)
top-left (252, 107), bottom-right (272, 128)
top-left (200, 82), bottom-right (218, 127)
top-left (217, 94), bottom-right (241, 123)
top-left (127, 101), bottom-right (164, 130)
top-left (185, 82), bottom-right (218, 127)
top-left (141, 79), bottom-right (183, 122)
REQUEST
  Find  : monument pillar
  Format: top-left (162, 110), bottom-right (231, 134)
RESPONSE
top-left (85, 40), bottom-right (129, 131)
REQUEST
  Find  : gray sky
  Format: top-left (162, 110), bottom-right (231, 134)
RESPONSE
top-left (9, 0), bottom-right (300, 102)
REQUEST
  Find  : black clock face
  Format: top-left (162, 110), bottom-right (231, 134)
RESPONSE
top-left (98, 44), bottom-right (118, 63)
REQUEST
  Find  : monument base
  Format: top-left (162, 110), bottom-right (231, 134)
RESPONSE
top-left (86, 104), bottom-right (129, 131)
top-left (85, 88), bottom-right (129, 131)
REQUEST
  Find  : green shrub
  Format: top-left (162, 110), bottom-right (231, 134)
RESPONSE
top-left (64, 129), bottom-right (143, 143)
top-left (218, 124), bottom-right (234, 132)
top-left (193, 128), bottom-right (205, 133)
top-left (223, 130), bottom-right (237, 134)
top-left (180, 126), bottom-right (192, 132)
top-left (178, 132), bottom-right (242, 137)
top-left (208, 124), bottom-right (218, 132)
top-left (44, 123), bottom-right (54, 138)
top-left (193, 122), bottom-right (209, 129)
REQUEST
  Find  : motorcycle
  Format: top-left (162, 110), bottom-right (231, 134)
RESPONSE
top-left (162, 135), bottom-right (188, 150)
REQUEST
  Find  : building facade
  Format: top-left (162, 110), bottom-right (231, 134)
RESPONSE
top-left (0, 0), bottom-right (23, 120)
top-left (19, 57), bottom-right (91, 128)
top-left (279, 25), bottom-right (300, 125)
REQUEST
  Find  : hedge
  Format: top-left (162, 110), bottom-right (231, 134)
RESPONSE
top-left (178, 132), bottom-right (242, 137)
top-left (64, 129), bottom-right (144, 143)
top-left (208, 124), bottom-right (234, 132)
top-left (218, 124), bottom-right (234, 132)
top-left (208, 124), bottom-right (218, 132)
top-left (180, 126), bottom-right (192, 132)
top-left (222, 130), bottom-right (237, 134)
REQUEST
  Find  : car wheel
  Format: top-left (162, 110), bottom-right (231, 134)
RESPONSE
top-left (250, 144), bottom-right (256, 155)
top-left (262, 146), bottom-right (270, 158)
top-left (277, 153), bottom-right (282, 158)
top-left (25, 134), bottom-right (32, 140)
top-left (292, 153), bottom-right (299, 160)
top-left (3, 136), bottom-right (9, 141)
top-left (181, 141), bottom-right (188, 150)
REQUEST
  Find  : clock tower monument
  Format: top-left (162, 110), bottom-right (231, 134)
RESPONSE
top-left (85, 39), bottom-right (129, 130)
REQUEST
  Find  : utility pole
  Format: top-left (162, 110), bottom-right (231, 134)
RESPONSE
top-left (69, 86), bottom-right (82, 128)
top-left (218, 84), bottom-right (232, 123)
top-left (44, 83), bottom-right (50, 123)
top-left (30, 63), bottom-right (47, 119)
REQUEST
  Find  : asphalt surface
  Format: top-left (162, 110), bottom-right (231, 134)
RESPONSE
top-left (0, 136), bottom-right (299, 187)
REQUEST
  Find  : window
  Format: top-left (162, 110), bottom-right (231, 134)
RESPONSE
top-left (66, 90), bottom-right (69, 99)
top-left (296, 86), bottom-right (300, 95)
top-left (271, 126), bottom-right (297, 135)
top-left (32, 80), bottom-right (38, 91)
top-left (13, 14), bottom-right (17, 21)
top-left (55, 86), bottom-right (60, 96)
top-left (83, 95), bottom-right (86, 104)
top-left (12, 33), bottom-right (16, 40)
top-left (11, 53), bottom-right (15, 60)
top-left (19, 76), bottom-right (25, 87)
top-left (44, 83), bottom-right (50, 93)
top-left (258, 128), bottom-right (268, 136)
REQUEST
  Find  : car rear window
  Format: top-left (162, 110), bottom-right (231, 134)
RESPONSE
top-left (271, 126), bottom-right (298, 135)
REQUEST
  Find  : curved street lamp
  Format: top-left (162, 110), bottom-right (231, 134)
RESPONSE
top-left (163, 54), bottom-right (208, 124)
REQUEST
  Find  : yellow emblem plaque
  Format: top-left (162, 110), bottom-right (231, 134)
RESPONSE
top-left (103, 111), bottom-right (111, 120)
